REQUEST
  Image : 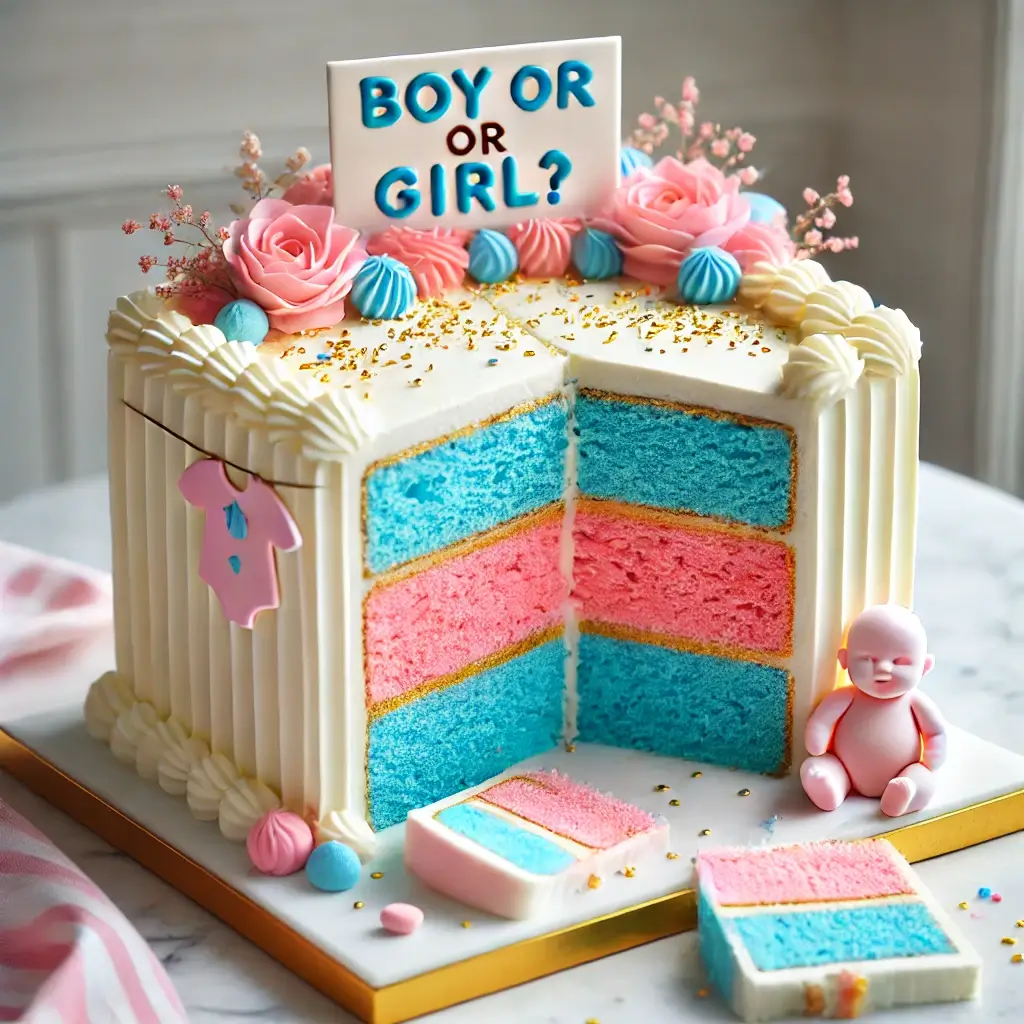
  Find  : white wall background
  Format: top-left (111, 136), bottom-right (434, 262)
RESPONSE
top-left (0, 0), bottom-right (998, 501)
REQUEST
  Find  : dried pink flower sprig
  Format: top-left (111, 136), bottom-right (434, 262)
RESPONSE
top-left (792, 177), bottom-right (859, 258)
top-left (232, 130), bottom-right (312, 207)
top-left (630, 77), bottom-right (761, 186)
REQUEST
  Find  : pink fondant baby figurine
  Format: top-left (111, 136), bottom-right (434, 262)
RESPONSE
top-left (800, 604), bottom-right (946, 817)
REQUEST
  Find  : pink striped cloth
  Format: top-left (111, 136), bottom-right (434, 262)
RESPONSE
top-left (0, 799), bottom-right (187, 1023)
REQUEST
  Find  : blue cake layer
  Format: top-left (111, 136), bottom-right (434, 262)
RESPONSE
top-left (731, 902), bottom-right (956, 971)
top-left (575, 391), bottom-right (793, 530)
top-left (367, 638), bottom-right (565, 830)
top-left (699, 890), bottom-right (737, 1003)
top-left (435, 803), bottom-right (576, 875)
top-left (364, 397), bottom-right (568, 574)
top-left (576, 632), bottom-right (789, 774)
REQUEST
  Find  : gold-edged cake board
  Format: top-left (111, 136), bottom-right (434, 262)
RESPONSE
top-left (3, 675), bottom-right (1024, 1024)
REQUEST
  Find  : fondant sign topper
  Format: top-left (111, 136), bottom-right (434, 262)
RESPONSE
top-left (327, 37), bottom-right (620, 232)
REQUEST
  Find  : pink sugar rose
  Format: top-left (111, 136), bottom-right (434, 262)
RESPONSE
top-left (223, 198), bottom-right (365, 333)
top-left (281, 164), bottom-right (333, 206)
top-left (722, 220), bottom-right (794, 269)
top-left (593, 156), bottom-right (790, 284)
top-left (365, 226), bottom-right (471, 298)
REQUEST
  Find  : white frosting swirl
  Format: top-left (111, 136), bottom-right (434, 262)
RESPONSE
top-left (800, 281), bottom-right (874, 340)
top-left (316, 809), bottom-right (378, 863)
top-left (842, 306), bottom-right (922, 377)
top-left (762, 260), bottom-right (831, 327)
top-left (157, 736), bottom-right (211, 796)
top-left (736, 260), bottom-right (781, 309)
top-left (218, 778), bottom-right (281, 842)
top-left (135, 717), bottom-right (190, 780)
top-left (781, 333), bottom-right (865, 405)
top-left (84, 671), bottom-right (136, 741)
top-left (109, 702), bottom-right (161, 764)
top-left (186, 753), bottom-right (240, 821)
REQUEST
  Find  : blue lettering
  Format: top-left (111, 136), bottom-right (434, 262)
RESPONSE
top-left (452, 67), bottom-right (492, 119)
top-left (510, 65), bottom-right (552, 112)
top-left (501, 156), bottom-right (539, 209)
top-left (429, 163), bottom-right (446, 217)
top-left (360, 76), bottom-right (401, 128)
top-left (375, 167), bottom-right (420, 218)
top-left (405, 72), bottom-right (452, 124)
top-left (557, 60), bottom-right (595, 109)
top-left (455, 162), bottom-right (496, 214)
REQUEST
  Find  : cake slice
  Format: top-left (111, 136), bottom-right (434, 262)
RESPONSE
top-left (404, 769), bottom-right (669, 919)
top-left (696, 839), bottom-right (980, 1021)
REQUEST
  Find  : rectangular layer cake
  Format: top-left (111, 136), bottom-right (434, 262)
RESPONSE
top-left (696, 839), bottom-right (980, 1020)
top-left (89, 257), bottom-right (920, 853)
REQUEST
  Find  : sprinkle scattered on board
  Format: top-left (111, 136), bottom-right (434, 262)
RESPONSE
top-left (992, 893), bottom-right (1003, 903)
top-left (737, 788), bottom-right (751, 797)
top-left (978, 887), bottom-right (992, 898)
top-left (958, 902), bottom-right (969, 910)
top-left (669, 799), bottom-right (681, 807)
top-left (623, 866), bottom-right (636, 878)
top-left (588, 874), bottom-right (602, 889)
top-left (654, 784), bottom-right (670, 791)
top-left (353, 901), bottom-right (365, 910)
top-left (1017, 920), bottom-right (1024, 928)
top-left (371, 871), bottom-right (384, 880)
top-left (691, 771), bottom-right (703, 779)
top-left (487, 358), bottom-right (499, 366)
top-left (1012, 954), bottom-right (1023, 964)
top-left (461, 920), bottom-right (472, 929)
top-left (699, 828), bottom-right (712, 837)
top-left (1002, 937), bottom-right (1017, 946)
top-left (666, 852), bottom-right (679, 860)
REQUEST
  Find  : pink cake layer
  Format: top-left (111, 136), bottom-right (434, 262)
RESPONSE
top-left (698, 840), bottom-right (915, 907)
top-left (365, 517), bottom-right (565, 705)
top-left (478, 769), bottom-right (657, 849)
top-left (573, 505), bottom-right (794, 654)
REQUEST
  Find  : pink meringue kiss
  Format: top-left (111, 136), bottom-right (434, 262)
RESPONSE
top-left (506, 218), bottom-right (582, 278)
top-left (246, 809), bottom-right (315, 876)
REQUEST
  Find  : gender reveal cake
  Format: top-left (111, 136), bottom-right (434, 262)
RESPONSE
top-left (696, 839), bottom-right (980, 1020)
top-left (405, 769), bottom-right (668, 919)
top-left (85, 37), bottom-right (920, 860)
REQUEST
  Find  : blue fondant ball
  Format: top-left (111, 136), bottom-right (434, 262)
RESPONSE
top-left (468, 229), bottom-right (518, 284)
top-left (677, 246), bottom-right (742, 305)
top-left (351, 254), bottom-right (417, 320)
top-left (305, 840), bottom-right (361, 892)
top-left (213, 299), bottom-right (270, 345)
top-left (620, 146), bottom-right (654, 178)
top-left (572, 228), bottom-right (623, 280)
top-left (744, 191), bottom-right (787, 225)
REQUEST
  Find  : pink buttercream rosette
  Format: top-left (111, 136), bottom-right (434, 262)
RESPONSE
top-left (281, 163), bottom-right (333, 206)
top-left (506, 218), bottom-right (582, 278)
top-left (224, 198), bottom-right (366, 333)
top-left (592, 156), bottom-right (792, 285)
top-left (247, 808), bottom-right (314, 876)
top-left (365, 226), bottom-right (471, 299)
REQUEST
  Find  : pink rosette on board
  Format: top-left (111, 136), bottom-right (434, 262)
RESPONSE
top-left (505, 218), bottom-right (582, 278)
top-left (365, 226), bottom-right (471, 299)
top-left (246, 808), bottom-right (315, 876)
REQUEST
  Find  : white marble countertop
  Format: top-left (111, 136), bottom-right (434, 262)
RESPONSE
top-left (1, 463), bottom-right (1023, 1022)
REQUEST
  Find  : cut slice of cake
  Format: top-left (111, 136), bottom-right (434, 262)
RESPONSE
top-left (696, 839), bottom-right (980, 1021)
top-left (405, 769), bottom-right (669, 919)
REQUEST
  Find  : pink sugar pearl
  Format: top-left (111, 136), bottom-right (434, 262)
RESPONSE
top-left (247, 809), bottom-right (314, 876)
top-left (380, 902), bottom-right (424, 935)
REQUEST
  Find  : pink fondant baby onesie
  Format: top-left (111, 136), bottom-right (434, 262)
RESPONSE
top-left (178, 459), bottom-right (302, 628)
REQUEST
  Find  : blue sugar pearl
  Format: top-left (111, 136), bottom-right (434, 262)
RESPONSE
top-left (745, 191), bottom-right (787, 225)
top-left (571, 228), bottom-right (623, 281)
top-left (306, 841), bottom-right (361, 893)
top-left (620, 146), bottom-right (654, 178)
top-left (351, 254), bottom-right (417, 320)
top-left (468, 229), bottom-right (518, 284)
top-left (213, 298), bottom-right (270, 345)
top-left (978, 887), bottom-right (992, 898)
top-left (677, 246), bottom-right (742, 305)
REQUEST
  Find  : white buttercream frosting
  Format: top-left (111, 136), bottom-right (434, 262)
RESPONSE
top-left (316, 809), bottom-right (379, 863)
top-left (135, 716), bottom-right (190, 780)
top-left (218, 778), bottom-right (281, 842)
top-left (157, 736), bottom-right (211, 797)
top-left (781, 332), bottom-right (865, 405)
top-left (842, 306), bottom-right (922, 377)
top-left (84, 671), bottom-right (136, 741)
top-left (800, 281), bottom-right (874, 340)
top-left (762, 260), bottom-right (831, 327)
top-left (109, 701), bottom-right (161, 764)
top-left (186, 753), bottom-right (240, 821)
top-left (736, 260), bottom-right (781, 309)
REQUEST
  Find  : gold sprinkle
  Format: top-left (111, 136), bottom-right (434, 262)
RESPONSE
top-left (588, 874), bottom-right (602, 889)
top-left (586, 1019), bottom-right (600, 1024)
top-left (669, 799), bottom-right (681, 807)
top-left (353, 901), bottom-right (365, 910)
top-left (371, 871), bottom-right (383, 880)
top-left (411, 378), bottom-right (423, 387)
top-left (1002, 937), bottom-right (1018, 945)
top-left (691, 771), bottom-right (703, 779)
top-left (654, 784), bottom-right (671, 792)
top-left (699, 828), bottom-right (712, 837)
top-left (523, 350), bottom-right (536, 357)
top-left (697, 989), bottom-right (708, 998)
top-left (738, 788), bottom-right (751, 797)
top-left (460, 920), bottom-right (472, 929)
top-left (565, 742), bottom-right (576, 753)
top-left (958, 902), bottom-right (969, 910)
top-left (602, 330), bottom-right (618, 345)
top-left (1013, 953), bottom-right (1023, 963)
top-left (1017, 920), bottom-right (1024, 927)
top-left (666, 852), bottom-right (679, 860)
top-left (623, 866), bottom-right (636, 878)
